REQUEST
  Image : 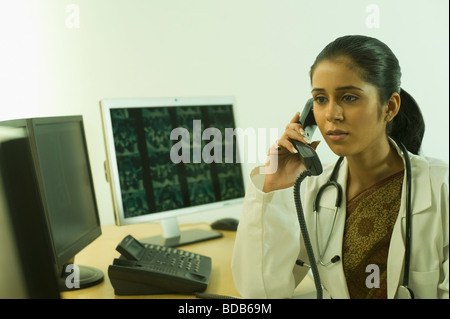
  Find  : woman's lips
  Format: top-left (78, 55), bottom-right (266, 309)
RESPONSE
top-left (326, 130), bottom-right (349, 141)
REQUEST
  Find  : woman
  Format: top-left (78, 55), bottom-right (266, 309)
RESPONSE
top-left (231, 35), bottom-right (449, 299)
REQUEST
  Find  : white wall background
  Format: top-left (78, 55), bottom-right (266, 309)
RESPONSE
top-left (1, 0), bottom-right (448, 226)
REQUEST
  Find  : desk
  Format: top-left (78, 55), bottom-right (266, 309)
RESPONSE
top-left (62, 222), bottom-right (316, 299)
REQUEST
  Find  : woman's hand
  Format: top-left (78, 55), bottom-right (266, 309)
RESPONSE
top-left (262, 112), bottom-right (319, 193)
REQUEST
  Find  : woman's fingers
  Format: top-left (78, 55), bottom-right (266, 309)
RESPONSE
top-left (290, 112), bottom-right (300, 123)
top-left (277, 137), bottom-right (298, 154)
top-left (279, 123), bottom-right (311, 153)
top-left (268, 112), bottom-right (320, 159)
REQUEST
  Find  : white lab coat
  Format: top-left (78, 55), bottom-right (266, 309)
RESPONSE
top-left (231, 142), bottom-right (449, 299)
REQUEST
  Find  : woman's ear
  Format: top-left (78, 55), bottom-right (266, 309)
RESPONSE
top-left (384, 92), bottom-right (401, 122)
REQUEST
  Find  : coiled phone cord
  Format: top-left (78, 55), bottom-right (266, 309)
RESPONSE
top-left (293, 169), bottom-right (323, 299)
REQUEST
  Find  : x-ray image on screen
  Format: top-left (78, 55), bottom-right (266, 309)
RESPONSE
top-left (109, 104), bottom-right (245, 219)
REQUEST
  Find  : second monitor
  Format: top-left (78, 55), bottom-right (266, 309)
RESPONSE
top-left (100, 97), bottom-right (245, 246)
top-left (0, 116), bottom-right (104, 292)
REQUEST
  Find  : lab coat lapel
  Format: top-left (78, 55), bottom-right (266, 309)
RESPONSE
top-left (405, 154), bottom-right (432, 216)
top-left (387, 211), bottom-right (405, 298)
top-left (387, 146), bottom-right (432, 298)
top-left (391, 138), bottom-right (432, 217)
top-left (315, 158), bottom-right (350, 299)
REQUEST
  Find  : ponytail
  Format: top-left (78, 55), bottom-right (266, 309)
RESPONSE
top-left (387, 88), bottom-right (425, 155)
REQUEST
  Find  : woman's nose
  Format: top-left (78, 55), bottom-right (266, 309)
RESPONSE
top-left (326, 100), bottom-right (344, 122)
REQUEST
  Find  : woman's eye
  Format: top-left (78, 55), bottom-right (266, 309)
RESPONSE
top-left (314, 96), bottom-right (327, 104)
top-left (342, 95), bottom-right (358, 103)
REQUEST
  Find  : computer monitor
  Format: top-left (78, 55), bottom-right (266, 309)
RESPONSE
top-left (100, 97), bottom-right (245, 246)
top-left (0, 116), bottom-right (104, 291)
top-left (0, 128), bottom-right (60, 298)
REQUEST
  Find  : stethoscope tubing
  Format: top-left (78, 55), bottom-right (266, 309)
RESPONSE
top-left (398, 142), bottom-right (414, 298)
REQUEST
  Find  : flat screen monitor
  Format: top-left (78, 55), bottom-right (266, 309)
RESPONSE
top-left (0, 116), bottom-right (104, 291)
top-left (100, 97), bottom-right (245, 246)
top-left (0, 128), bottom-right (60, 298)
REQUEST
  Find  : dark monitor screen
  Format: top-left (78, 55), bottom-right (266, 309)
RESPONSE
top-left (32, 119), bottom-right (100, 263)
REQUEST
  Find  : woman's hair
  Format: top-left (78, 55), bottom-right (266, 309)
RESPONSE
top-left (309, 35), bottom-right (425, 155)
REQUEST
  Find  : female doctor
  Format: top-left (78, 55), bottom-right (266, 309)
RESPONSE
top-left (231, 35), bottom-right (449, 299)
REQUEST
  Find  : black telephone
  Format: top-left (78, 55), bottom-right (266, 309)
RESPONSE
top-left (108, 235), bottom-right (212, 295)
top-left (291, 98), bottom-right (323, 176)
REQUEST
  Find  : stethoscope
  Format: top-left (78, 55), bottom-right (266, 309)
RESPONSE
top-left (295, 141), bottom-right (414, 299)
top-left (313, 156), bottom-right (343, 267)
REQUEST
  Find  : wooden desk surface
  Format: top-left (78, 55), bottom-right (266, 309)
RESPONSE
top-left (62, 222), bottom-right (316, 299)
top-left (61, 222), bottom-right (241, 299)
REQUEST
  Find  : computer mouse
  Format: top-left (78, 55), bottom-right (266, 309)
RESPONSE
top-left (210, 218), bottom-right (239, 231)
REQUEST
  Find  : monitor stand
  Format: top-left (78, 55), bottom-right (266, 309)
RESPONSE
top-left (57, 259), bottom-right (104, 292)
top-left (139, 217), bottom-right (223, 247)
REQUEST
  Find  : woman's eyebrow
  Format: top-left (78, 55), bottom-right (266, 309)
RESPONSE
top-left (311, 85), bottom-right (364, 93)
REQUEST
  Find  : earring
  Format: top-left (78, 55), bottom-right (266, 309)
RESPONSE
top-left (385, 114), bottom-right (391, 121)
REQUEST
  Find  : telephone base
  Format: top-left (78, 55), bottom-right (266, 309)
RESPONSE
top-left (139, 229), bottom-right (223, 247)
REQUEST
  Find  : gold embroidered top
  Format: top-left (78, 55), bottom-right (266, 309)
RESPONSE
top-left (343, 170), bottom-right (404, 299)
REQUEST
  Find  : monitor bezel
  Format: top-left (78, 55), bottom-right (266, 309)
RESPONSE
top-left (100, 96), bottom-right (245, 227)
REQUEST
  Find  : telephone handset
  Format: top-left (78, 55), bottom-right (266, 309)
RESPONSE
top-left (291, 98), bottom-right (323, 176)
